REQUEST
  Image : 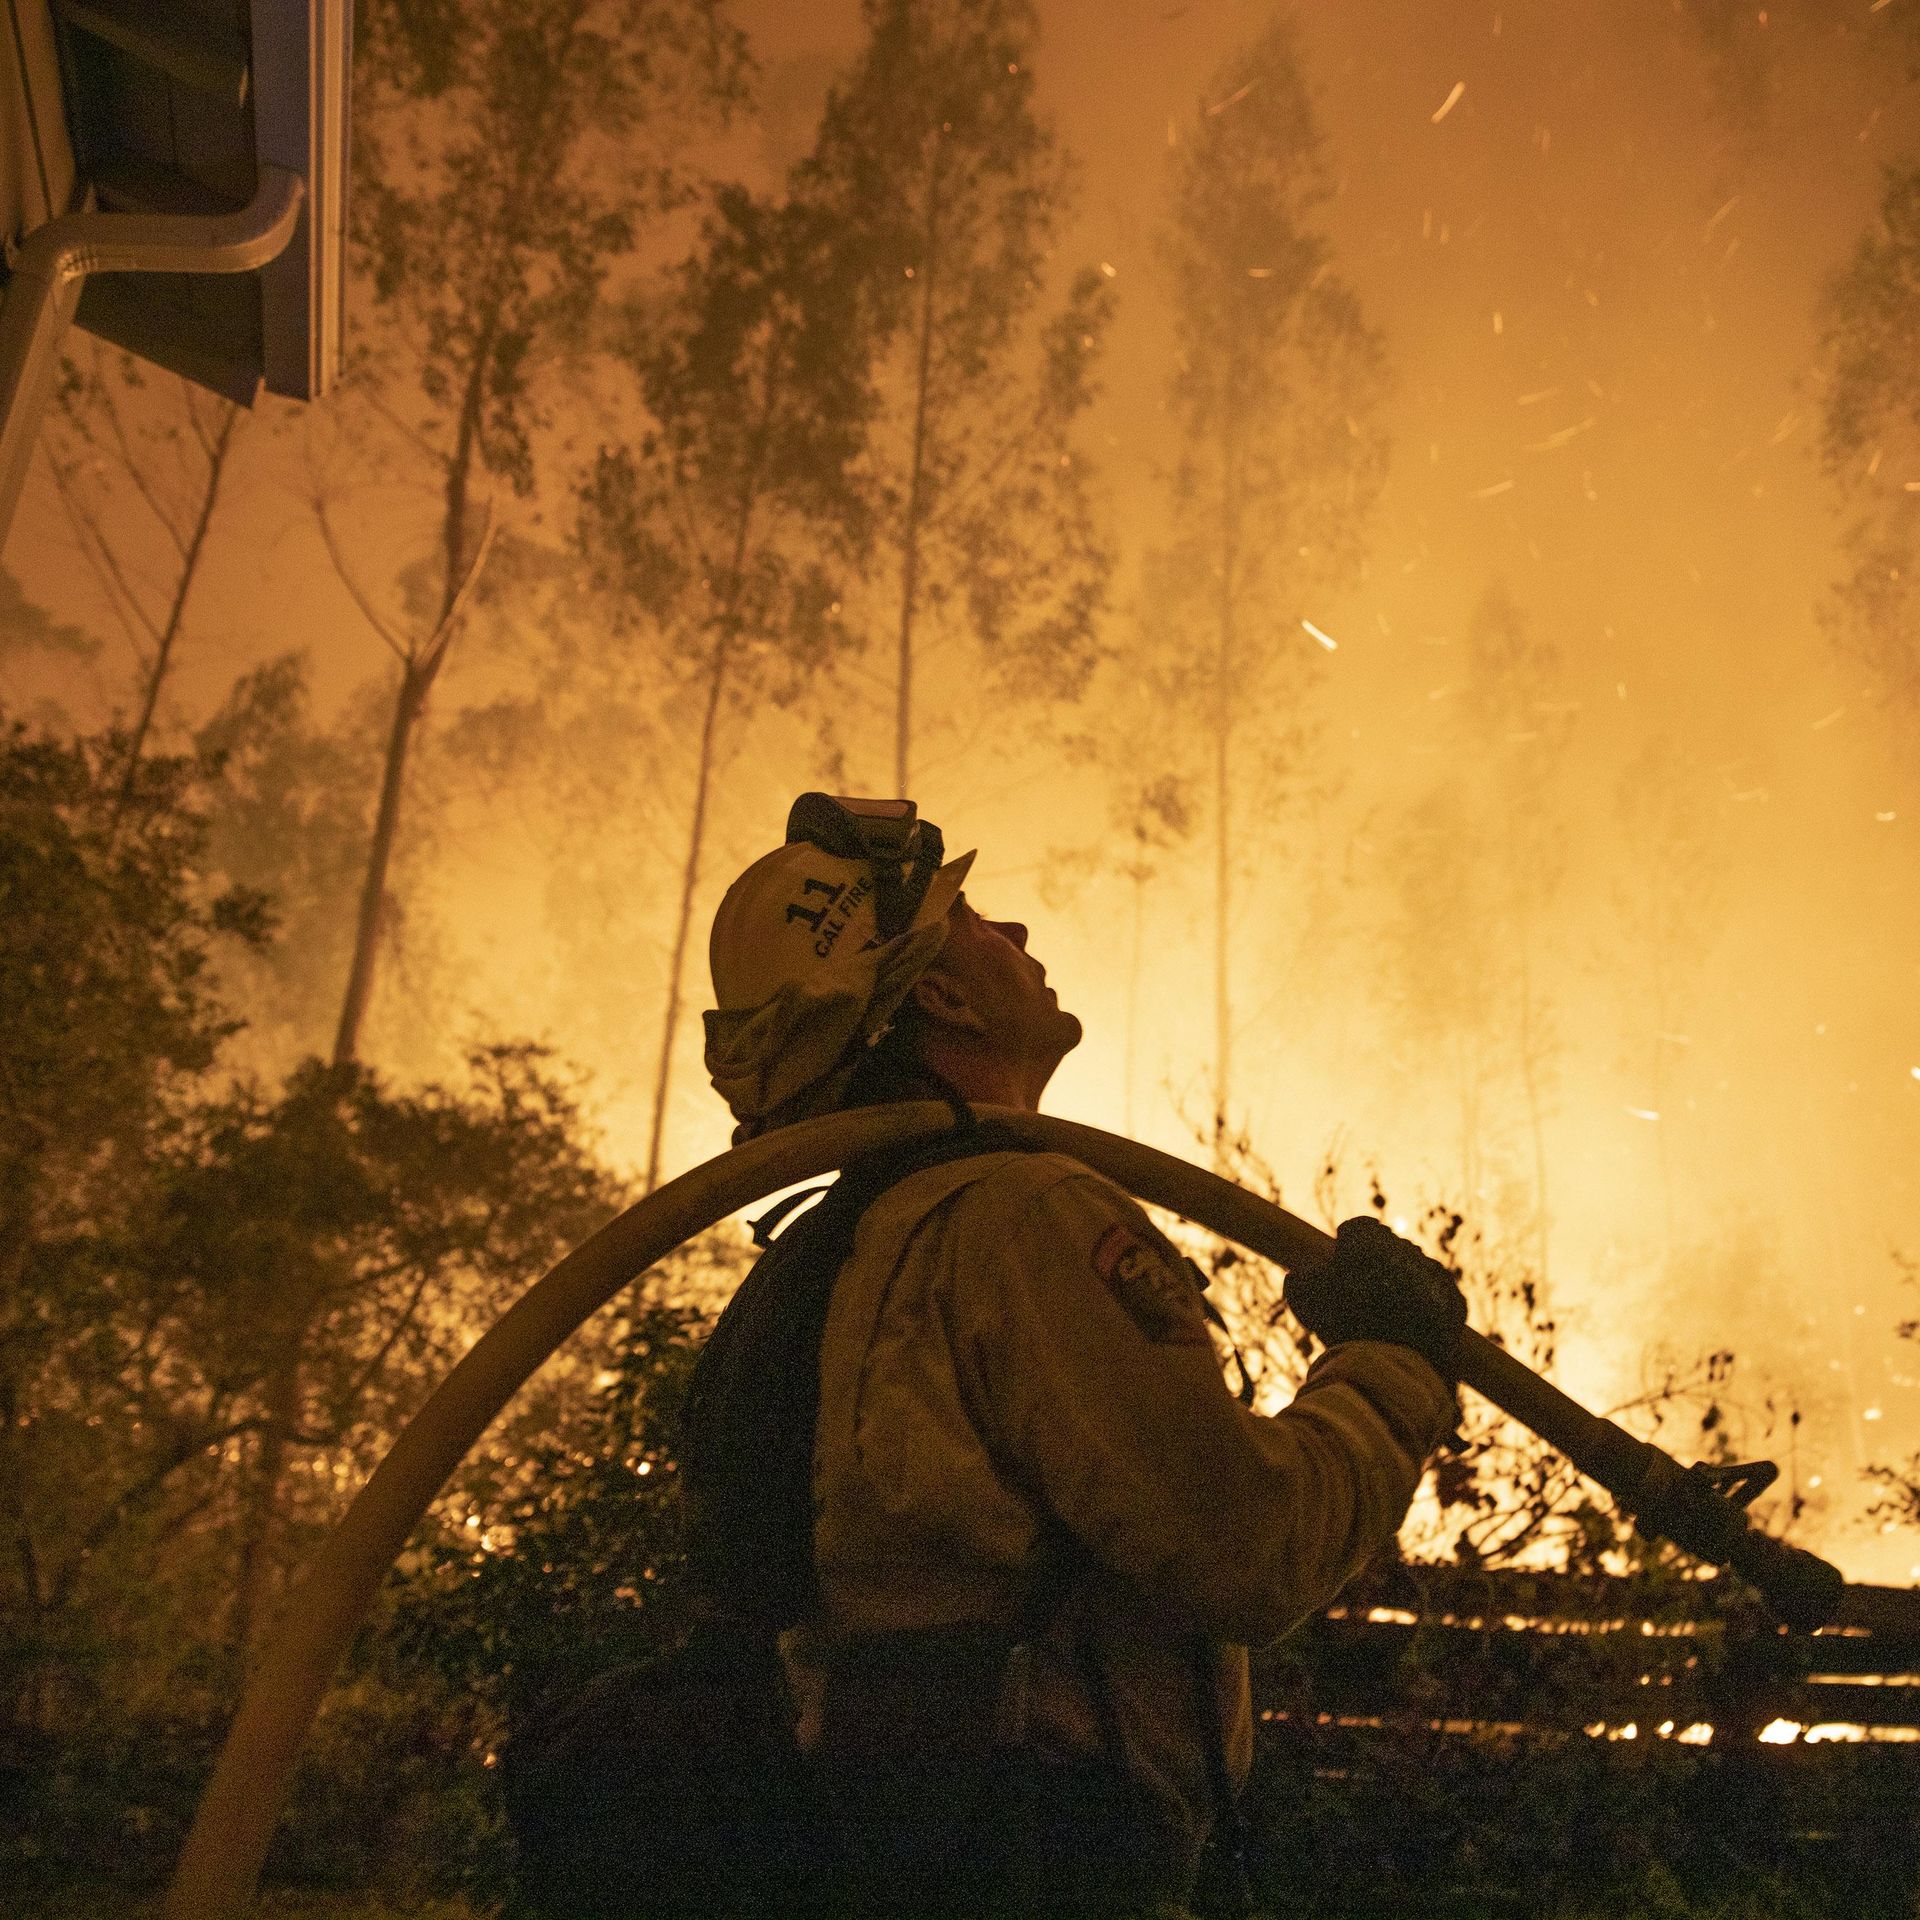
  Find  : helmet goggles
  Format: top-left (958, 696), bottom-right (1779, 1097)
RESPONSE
top-left (784, 793), bottom-right (949, 942)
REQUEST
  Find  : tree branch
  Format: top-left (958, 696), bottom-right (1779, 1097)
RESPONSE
top-left (92, 360), bottom-right (191, 560)
top-left (48, 1412), bottom-right (268, 1611)
top-left (418, 497), bottom-right (499, 678)
top-left (115, 399), bottom-right (243, 813)
top-left (40, 442), bottom-right (161, 652)
top-left (311, 489), bottom-right (415, 663)
top-left (354, 379), bottom-right (449, 470)
top-left (322, 1264), bottom-right (447, 1437)
top-left (183, 384), bottom-right (217, 465)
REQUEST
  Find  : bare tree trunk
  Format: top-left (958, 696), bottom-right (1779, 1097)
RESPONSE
top-left (333, 663), bottom-right (428, 1070)
top-left (1516, 938), bottom-right (1551, 1282)
top-left (328, 322), bottom-right (494, 1070)
top-left (1124, 859), bottom-right (1147, 1138)
top-left (1456, 1031), bottom-right (1482, 1208)
top-left (644, 635), bottom-right (730, 1193)
top-left (640, 333), bottom-right (785, 1189)
top-left (113, 403), bottom-right (241, 813)
top-left (1211, 441), bottom-right (1241, 1167)
top-left (1212, 683), bottom-right (1231, 1162)
top-left (229, 1310), bottom-right (307, 1652)
top-left (229, 1429), bottom-right (281, 1653)
top-left (0, 1210), bottom-right (51, 1729)
top-left (0, 1369), bottom-right (50, 1732)
top-left (892, 155), bottom-right (945, 796)
top-left (1652, 984), bottom-right (1676, 1261)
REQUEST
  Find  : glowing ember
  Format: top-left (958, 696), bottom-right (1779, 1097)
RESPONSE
top-left (1526, 418), bottom-right (1596, 453)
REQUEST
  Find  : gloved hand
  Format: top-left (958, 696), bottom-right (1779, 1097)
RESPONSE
top-left (1283, 1216), bottom-right (1468, 1381)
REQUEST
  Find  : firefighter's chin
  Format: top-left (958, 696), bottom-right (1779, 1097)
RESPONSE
top-left (1039, 992), bottom-right (1083, 1067)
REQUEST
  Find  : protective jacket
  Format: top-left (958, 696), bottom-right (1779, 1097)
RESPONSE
top-left (780, 1146), bottom-right (1458, 1887)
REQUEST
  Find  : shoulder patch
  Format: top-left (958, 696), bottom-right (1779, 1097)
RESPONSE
top-left (1091, 1223), bottom-right (1210, 1346)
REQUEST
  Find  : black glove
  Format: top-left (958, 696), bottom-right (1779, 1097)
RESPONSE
top-left (1284, 1215), bottom-right (1468, 1380)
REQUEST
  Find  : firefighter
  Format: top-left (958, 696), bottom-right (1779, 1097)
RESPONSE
top-left (698, 794), bottom-right (1466, 1918)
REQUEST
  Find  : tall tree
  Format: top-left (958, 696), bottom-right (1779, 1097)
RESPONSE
top-left (321, 0), bottom-right (747, 1069)
top-left (0, 716), bottom-right (619, 1687)
top-left (1613, 734), bottom-right (1724, 1259)
top-left (1046, 684), bottom-right (1197, 1139)
top-left (1375, 774), bottom-right (1499, 1206)
top-left (1460, 584), bottom-right (1570, 1279)
top-left (1152, 17), bottom-right (1387, 1156)
top-left (1112, 774), bottom-right (1195, 1137)
top-left (0, 722), bottom-right (265, 1722)
top-left (1816, 164), bottom-right (1920, 764)
top-left (811, 0), bottom-right (1113, 793)
top-left (183, 1047), bottom-right (620, 1649)
top-left (580, 180), bottom-right (881, 1190)
top-left (38, 344), bottom-right (241, 806)
top-left (194, 656), bottom-right (383, 1074)
top-left (1372, 585), bottom-right (1570, 1271)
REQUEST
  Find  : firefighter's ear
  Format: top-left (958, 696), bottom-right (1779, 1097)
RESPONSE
top-left (909, 966), bottom-right (987, 1035)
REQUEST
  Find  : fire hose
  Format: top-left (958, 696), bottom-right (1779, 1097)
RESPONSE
top-left (166, 1100), bottom-right (1906, 1918)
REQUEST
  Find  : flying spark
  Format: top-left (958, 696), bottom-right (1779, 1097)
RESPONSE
top-left (1431, 80), bottom-right (1466, 124)
top-left (1626, 1107), bottom-right (1661, 1122)
top-left (1810, 708), bottom-right (1845, 730)
top-left (1301, 618), bottom-right (1339, 651)
top-left (1472, 477), bottom-right (1514, 498)
top-left (1527, 418), bottom-right (1596, 453)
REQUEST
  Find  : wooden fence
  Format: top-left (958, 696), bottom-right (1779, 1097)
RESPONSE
top-left (1240, 1563), bottom-right (1920, 1904)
